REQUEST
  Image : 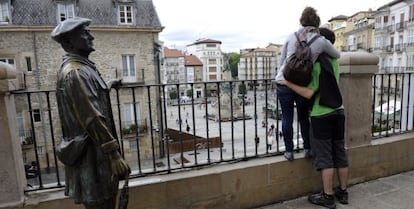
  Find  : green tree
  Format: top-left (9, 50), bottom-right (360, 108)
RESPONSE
top-left (238, 83), bottom-right (247, 95)
top-left (186, 89), bottom-right (193, 97)
top-left (228, 52), bottom-right (241, 78)
top-left (169, 89), bottom-right (178, 99)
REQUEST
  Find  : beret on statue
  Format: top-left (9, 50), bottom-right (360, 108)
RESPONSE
top-left (51, 17), bottom-right (91, 43)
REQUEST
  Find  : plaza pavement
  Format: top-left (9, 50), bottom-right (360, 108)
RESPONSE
top-left (256, 170), bottom-right (414, 209)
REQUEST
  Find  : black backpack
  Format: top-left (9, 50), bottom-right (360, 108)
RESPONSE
top-left (283, 32), bottom-right (320, 86)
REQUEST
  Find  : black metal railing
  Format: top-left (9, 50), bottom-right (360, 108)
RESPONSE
top-left (14, 74), bottom-right (414, 192)
top-left (13, 79), bottom-right (310, 192)
top-left (372, 72), bottom-right (414, 138)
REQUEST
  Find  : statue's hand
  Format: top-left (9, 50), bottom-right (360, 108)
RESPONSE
top-left (109, 152), bottom-right (130, 178)
top-left (107, 78), bottom-right (123, 89)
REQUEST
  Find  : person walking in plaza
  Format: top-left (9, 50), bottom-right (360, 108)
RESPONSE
top-left (278, 27), bottom-right (349, 209)
top-left (52, 17), bottom-right (130, 209)
top-left (275, 6), bottom-right (340, 161)
top-left (267, 124), bottom-right (276, 151)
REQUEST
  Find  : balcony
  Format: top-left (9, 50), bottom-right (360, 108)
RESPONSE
top-left (387, 24), bottom-right (395, 33)
top-left (396, 21), bottom-right (406, 32)
top-left (386, 45), bottom-right (393, 52)
top-left (394, 43), bottom-right (405, 52)
top-left (2, 52), bottom-right (414, 209)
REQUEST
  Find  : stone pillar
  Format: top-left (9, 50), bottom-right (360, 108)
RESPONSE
top-left (0, 62), bottom-right (26, 208)
top-left (338, 51), bottom-right (379, 148)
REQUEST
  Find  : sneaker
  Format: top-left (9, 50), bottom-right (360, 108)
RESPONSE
top-left (284, 152), bottom-right (294, 161)
top-left (334, 186), bottom-right (349, 204)
top-left (304, 149), bottom-right (313, 159)
top-left (308, 192), bottom-right (336, 209)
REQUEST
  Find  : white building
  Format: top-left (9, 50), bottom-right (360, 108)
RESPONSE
top-left (238, 44), bottom-right (281, 90)
top-left (186, 38), bottom-right (224, 83)
top-left (373, 0), bottom-right (414, 131)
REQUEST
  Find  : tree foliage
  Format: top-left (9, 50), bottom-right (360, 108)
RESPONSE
top-left (169, 89), bottom-right (178, 99)
top-left (238, 83), bottom-right (247, 95)
top-left (226, 52), bottom-right (241, 78)
top-left (186, 89), bottom-right (193, 97)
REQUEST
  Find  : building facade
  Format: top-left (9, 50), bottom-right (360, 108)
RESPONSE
top-left (238, 44), bottom-right (281, 90)
top-left (0, 0), bottom-right (163, 167)
top-left (186, 38), bottom-right (224, 94)
top-left (328, 15), bottom-right (348, 51)
top-left (343, 10), bottom-right (376, 52)
top-left (162, 47), bottom-right (203, 99)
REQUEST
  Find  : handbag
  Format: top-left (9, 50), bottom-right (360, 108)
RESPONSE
top-left (57, 134), bottom-right (88, 166)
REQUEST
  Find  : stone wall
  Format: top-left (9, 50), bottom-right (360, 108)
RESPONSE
top-left (0, 28), bottom-right (161, 167)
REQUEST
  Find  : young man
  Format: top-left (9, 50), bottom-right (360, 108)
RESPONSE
top-left (278, 28), bottom-right (349, 209)
top-left (52, 17), bottom-right (130, 209)
top-left (276, 7), bottom-right (340, 161)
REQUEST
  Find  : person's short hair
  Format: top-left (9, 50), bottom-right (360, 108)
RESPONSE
top-left (300, 7), bottom-right (320, 27)
top-left (319, 27), bottom-right (336, 44)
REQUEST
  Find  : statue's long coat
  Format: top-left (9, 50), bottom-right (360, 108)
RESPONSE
top-left (56, 53), bottom-right (119, 205)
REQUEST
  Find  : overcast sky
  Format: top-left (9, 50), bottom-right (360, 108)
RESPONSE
top-left (152, 0), bottom-right (391, 53)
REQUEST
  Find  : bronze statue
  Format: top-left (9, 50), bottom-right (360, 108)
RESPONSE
top-left (51, 17), bottom-right (130, 209)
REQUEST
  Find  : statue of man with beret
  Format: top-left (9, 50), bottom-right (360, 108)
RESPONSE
top-left (51, 17), bottom-right (130, 209)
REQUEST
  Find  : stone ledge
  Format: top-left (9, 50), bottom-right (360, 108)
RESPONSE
top-left (8, 133), bottom-right (414, 209)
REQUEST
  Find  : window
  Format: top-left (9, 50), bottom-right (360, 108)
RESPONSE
top-left (129, 140), bottom-right (137, 151)
top-left (409, 29), bottom-right (414, 44)
top-left (124, 102), bottom-right (141, 127)
top-left (0, 1), bottom-right (9, 23)
top-left (57, 2), bottom-right (75, 22)
top-left (25, 57), bottom-right (32, 72)
top-left (122, 55), bottom-right (136, 82)
top-left (37, 146), bottom-right (43, 155)
top-left (33, 109), bottom-right (41, 122)
top-left (208, 59), bottom-right (216, 65)
top-left (0, 57), bottom-right (14, 65)
top-left (209, 74), bottom-right (217, 80)
top-left (410, 5), bottom-right (414, 21)
top-left (118, 5), bottom-right (133, 24)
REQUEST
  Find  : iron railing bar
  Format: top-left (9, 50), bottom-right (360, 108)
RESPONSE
top-left (45, 91), bottom-right (61, 186)
top-left (131, 88), bottom-right (142, 174)
top-left (26, 92), bottom-right (43, 188)
top-left (216, 83), bottom-right (223, 161)
top-left (146, 86), bottom-right (157, 172)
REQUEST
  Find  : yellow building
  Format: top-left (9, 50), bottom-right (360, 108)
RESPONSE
top-left (343, 10), bottom-right (376, 52)
top-left (328, 15), bottom-right (348, 51)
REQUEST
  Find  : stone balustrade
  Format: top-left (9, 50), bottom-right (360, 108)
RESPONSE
top-left (3, 52), bottom-right (414, 209)
top-left (0, 62), bottom-right (26, 208)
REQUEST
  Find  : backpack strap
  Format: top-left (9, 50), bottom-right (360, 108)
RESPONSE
top-left (295, 32), bottom-right (320, 47)
top-left (307, 34), bottom-right (320, 46)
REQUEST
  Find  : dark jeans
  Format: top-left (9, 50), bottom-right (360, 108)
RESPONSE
top-left (277, 85), bottom-right (310, 152)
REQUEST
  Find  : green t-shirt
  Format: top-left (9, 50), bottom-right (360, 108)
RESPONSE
top-left (307, 58), bottom-right (344, 117)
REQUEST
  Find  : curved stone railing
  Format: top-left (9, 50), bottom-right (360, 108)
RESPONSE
top-left (338, 51), bottom-right (379, 148)
top-left (0, 62), bottom-right (25, 208)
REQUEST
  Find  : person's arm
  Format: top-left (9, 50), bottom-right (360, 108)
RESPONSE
top-left (279, 41), bottom-right (288, 65)
top-left (277, 80), bottom-right (315, 99)
top-left (322, 38), bottom-right (340, 59)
